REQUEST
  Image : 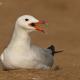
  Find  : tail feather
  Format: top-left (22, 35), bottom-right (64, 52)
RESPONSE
top-left (47, 45), bottom-right (63, 56)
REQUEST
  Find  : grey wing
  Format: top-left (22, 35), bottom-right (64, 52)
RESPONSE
top-left (32, 45), bottom-right (52, 55)
top-left (31, 45), bottom-right (53, 66)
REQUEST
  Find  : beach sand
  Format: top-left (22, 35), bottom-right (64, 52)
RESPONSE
top-left (0, 0), bottom-right (80, 80)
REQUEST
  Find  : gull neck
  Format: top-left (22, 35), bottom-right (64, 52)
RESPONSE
top-left (8, 24), bottom-right (31, 48)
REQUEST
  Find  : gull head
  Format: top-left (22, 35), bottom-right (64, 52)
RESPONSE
top-left (16, 15), bottom-right (46, 33)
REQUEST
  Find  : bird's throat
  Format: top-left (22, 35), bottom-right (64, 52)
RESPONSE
top-left (8, 25), bottom-right (31, 49)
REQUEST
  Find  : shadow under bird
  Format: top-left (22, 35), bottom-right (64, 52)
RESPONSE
top-left (0, 15), bottom-right (63, 70)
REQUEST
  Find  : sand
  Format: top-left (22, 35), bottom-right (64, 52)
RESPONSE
top-left (0, 0), bottom-right (80, 80)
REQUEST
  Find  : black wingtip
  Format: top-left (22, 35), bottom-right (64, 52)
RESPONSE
top-left (47, 45), bottom-right (63, 56)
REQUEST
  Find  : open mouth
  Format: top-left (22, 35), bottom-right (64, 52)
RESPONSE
top-left (30, 20), bottom-right (48, 33)
top-left (30, 23), bottom-right (36, 27)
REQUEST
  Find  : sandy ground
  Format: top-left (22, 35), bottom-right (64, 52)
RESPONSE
top-left (0, 0), bottom-right (80, 80)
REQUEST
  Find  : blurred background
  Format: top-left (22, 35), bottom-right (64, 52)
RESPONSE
top-left (0, 0), bottom-right (80, 80)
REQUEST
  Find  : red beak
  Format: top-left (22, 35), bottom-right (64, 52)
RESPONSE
top-left (35, 20), bottom-right (47, 33)
top-left (35, 26), bottom-right (45, 33)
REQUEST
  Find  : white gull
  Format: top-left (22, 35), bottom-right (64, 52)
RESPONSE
top-left (0, 15), bottom-right (62, 70)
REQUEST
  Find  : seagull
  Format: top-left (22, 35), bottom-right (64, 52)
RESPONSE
top-left (0, 15), bottom-right (63, 70)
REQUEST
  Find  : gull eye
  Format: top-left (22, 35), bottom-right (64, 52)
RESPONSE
top-left (30, 23), bottom-right (36, 26)
top-left (25, 19), bottom-right (29, 21)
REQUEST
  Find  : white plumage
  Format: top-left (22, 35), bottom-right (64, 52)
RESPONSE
top-left (0, 15), bottom-right (53, 70)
